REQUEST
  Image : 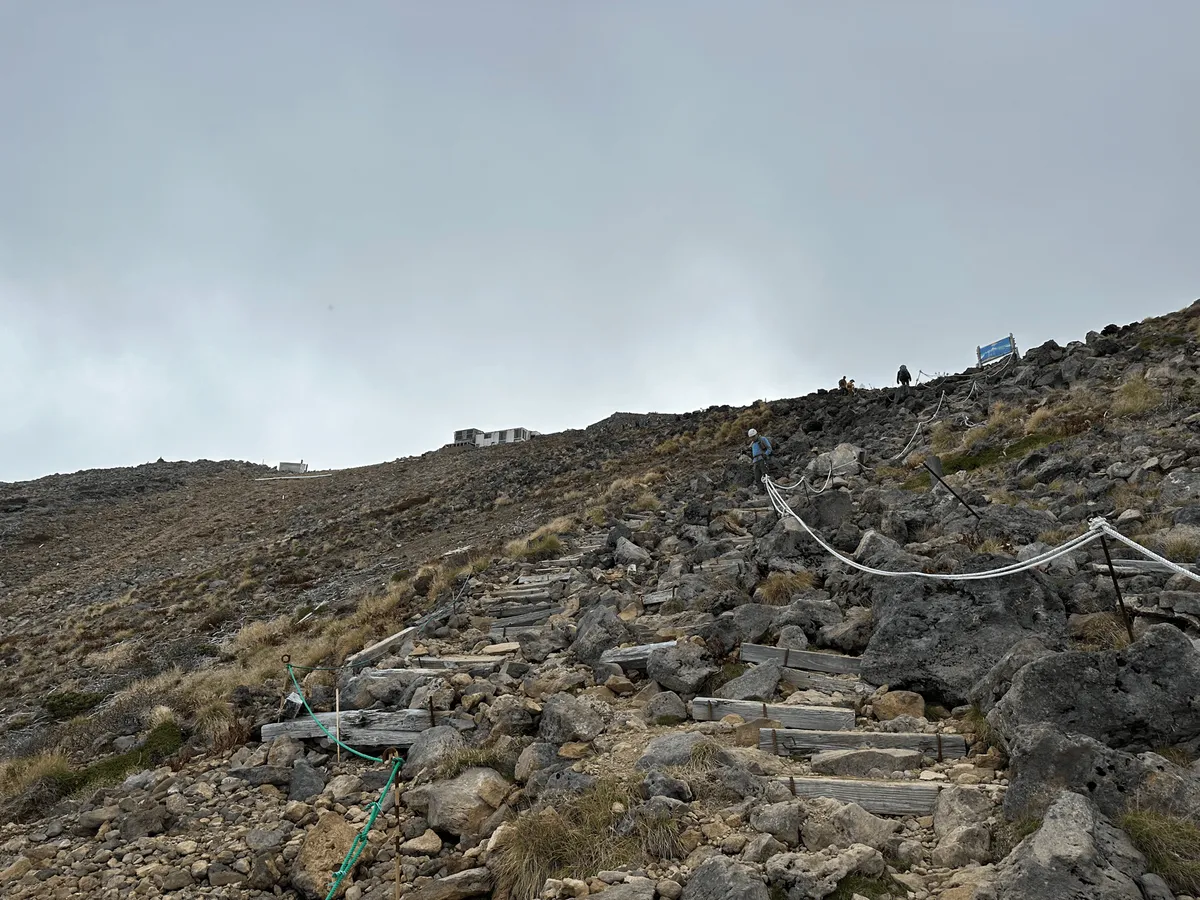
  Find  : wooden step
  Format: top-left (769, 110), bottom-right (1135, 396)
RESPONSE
top-left (488, 624), bottom-right (544, 640)
top-left (540, 555), bottom-right (584, 568)
top-left (488, 607), bottom-right (563, 628)
top-left (773, 775), bottom-right (942, 816)
top-left (487, 585), bottom-right (552, 600)
top-left (762, 728), bottom-right (968, 760)
top-left (344, 626), bottom-right (417, 669)
top-left (599, 640), bottom-right (677, 670)
top-left (742, 644), bottom-right (861, 675)
top-left (408, 654), bottom-right (505, 670)
top-left (779, 668), bottom-right (875, 700)
top-left (486, 601), bottom-right (559, 619)
top-left (690, 698), bottom-right (855, 731)
top-left (262, 709), bottom-right (430, 746)
top-left (516, 572), bottom-right (572, 585)
top-left (643, 588), bottom-right (676, 607)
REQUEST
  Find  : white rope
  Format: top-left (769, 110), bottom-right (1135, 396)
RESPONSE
top-left (763, 477), bottom-right (1102, 580)
top-left (1095, 522), bottom-right (1200, 586)
top-left (890, 391), bottom-right (947, 461)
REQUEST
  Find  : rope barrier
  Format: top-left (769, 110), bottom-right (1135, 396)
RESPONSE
top-left (324, 755), bottom-right (404, 900)
top-left (761, 477), bottom-right (1200, 587)
top-left (286, 662), bottom-right (384, 763)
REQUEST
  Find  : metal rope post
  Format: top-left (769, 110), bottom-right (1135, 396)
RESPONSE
top-left (1099, 532), bottom-right (1137, 643)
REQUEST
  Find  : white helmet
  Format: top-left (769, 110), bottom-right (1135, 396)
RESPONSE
top-left (748, 429), bottom-right (757, 438)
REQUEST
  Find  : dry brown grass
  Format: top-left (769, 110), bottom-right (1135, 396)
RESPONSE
top-left (505, 533), bottom-right (564, 562)
top-left (0, 752), bottom-right (73, 800)
top-left (1112, 374), bottom-right (1162, 417)
top-left (1072, 612), bottom-right (1131, 652)
top-left (1163, 528), bottom-right (1200, 563)
top-left (1024, 388), bottom-right (1108, 437)
top-left (492, 776), bottom-right (676, 899)
top-left (960, 402), bottom-right (1025, 451)
top-left (1122, 806), bottom-right (1200, 895)
top-left (631, 492), bottom-right (661, 512)
top-left (757, 571), bottom-right (817, 605)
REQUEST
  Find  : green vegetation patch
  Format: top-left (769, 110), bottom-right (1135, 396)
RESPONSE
top-left (44, 691), bottom-right (105, 720)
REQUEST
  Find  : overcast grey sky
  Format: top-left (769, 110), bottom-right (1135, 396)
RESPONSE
top-left (2, 2), bottom-right (1198, 482)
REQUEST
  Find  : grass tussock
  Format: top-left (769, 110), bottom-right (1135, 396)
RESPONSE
top-left (584, 505), bottom-right (608, 527)
top-left (1112, 374), bottom-right (1163, 418)
top-left (506, 533), bottom-right (564, 563)
top-left (963, 704), bottom-right (999, 750)
top-left (1071, 612), bottom-right (1131, 652)
top-left (1122, 807), bottom-right (1200, 895)
top-left (1025, 388), bottom-right (1108, 437)
top-left (993, 817), bottom-right (1043, 859)
top-left (631, 492), bottom-right (661, 512)
top-left (434, 746), bottom-right (516, 781)
top-left (757, 571), bottom-right (817, 605)
top-left (829, 874), bottom-right (904, 900)
top-left (1154, 746), bottom-right (1195, 768)
top-left (43, 691), bottom-right (105, 720)
top-left (1163, 528), bottom-right (1200, 564)
top-left (492, 776), bottom-right (677, 899)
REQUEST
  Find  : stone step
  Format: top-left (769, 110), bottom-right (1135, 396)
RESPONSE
top-left (772, 775), bottom-right (942, 816)
top-left (515, 572), bottom-right (572, 585)
top-left (643, 588), bottom-right (676, 607)
top-left (599, 640), bottom-right (677, 670)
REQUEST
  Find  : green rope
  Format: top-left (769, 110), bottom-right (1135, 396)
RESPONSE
top-left (324, 757), bottom-right (404, 900)
top-left (286, 664), bottom-right (383, 763)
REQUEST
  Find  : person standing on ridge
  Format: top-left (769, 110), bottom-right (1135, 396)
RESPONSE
top-left (896, 364), bottom-right (912, 401)
top-left (748, 428), bottom-right (773, 491)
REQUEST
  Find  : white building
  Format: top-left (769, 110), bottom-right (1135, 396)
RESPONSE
top-left (453, 427), bottom-right (537, 448)
top-left (277, 460), bottom-right (309, 473)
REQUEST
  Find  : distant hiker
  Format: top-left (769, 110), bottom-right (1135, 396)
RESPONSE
top-left (896, 364), bottom-right (912, 400)
top-left (748, 428), bottom-right (773, 491)
top-left (838, 376), bottom-right (848, 394)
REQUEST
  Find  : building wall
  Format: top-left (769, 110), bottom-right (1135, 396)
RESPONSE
top-left (454, 427), bottom-right (534, 447)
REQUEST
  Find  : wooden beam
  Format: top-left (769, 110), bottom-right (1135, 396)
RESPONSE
top-left (780, 668), bottom-right (875, 698)
top-left (643, 589), bottom-right (675, 607)
top-left (516, 572), bottom-right (571, 585)
top-left (262, 709), bottom-right (430, 746)
top-left (488, 607), bottom-right (563, 628)
top-left (773, 775), bottom-right (942, 816)
top-left (741, 644), bottom-right (861, 675)
top-left (487, 601), bottom-right (559, 618)
top-left (408, 654), bottom-right (503, 670)
top-left (344, 626), bottom-right (417, 670)
top-left (761, 728), bottom-right (968, 759)
top-left (599, 640), bottom-right (678, 669)
top-left (690, 698), bottom-right (855, 731)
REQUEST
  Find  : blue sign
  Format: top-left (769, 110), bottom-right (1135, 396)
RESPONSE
top-left (978, 335), bottom-right (1015, 364)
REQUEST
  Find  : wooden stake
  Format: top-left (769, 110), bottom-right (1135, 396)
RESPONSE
top-left (335, 688), bottom-right (341, 764)
top-left (394, 776), bottom-right (403, 900)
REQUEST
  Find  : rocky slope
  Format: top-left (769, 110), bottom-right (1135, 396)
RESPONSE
top-left (3, 300), bottom-right (1200, 899)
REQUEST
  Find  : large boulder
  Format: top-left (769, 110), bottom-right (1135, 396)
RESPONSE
top-left (682, 855), bottom-right (769, 900)
top-left (992, 792), bottom-right (1149, 900)
top-left (1002, 723), bottom-right (1200, 821)
top-left (636, 732), bottom-right (726, 771)
top-left (805, 443), bottom-right (865, 480)
top-left (538, 693), bottom-right (605, 745)
top-left (615, 537), bottom-right (653, 566)
top-left (968, 638), bottom-right (1053, 713)
top-left (800, 798), bottom-right (898, 852)
top-left (775, 595), bottom-right (844, 638)
top-left (990, 624), bottom-right (1200, 751)
top-left (404, 867), bottom-right (493, 900)
top-left (647, 642), bottom-right (718, 695)
top-left (858, 533), bottom-right (1067, 706)
top-left (402, 726), bottom-right (466, 779)
top-left (714, 662), bottom-right (781, 702)
top-left (292, 812), bottom-right (359, 899)
top-left (408, 768), bottom-right (511, 839)
top-left (571, 606), bottom-right (632, 665)
top-left (766, 844), bottom-right (886, 899)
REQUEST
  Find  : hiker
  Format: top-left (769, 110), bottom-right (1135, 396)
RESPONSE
top-left (838, 376), bottom-right (848, 394)
top-left (748, 428), bottom-right (773, 490)
top-left (896, 364), bottom-right (912, 400)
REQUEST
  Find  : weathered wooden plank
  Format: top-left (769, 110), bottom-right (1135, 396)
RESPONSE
top-left (1090, 561), bottom-right (1200, 576)
top-left (408, 654), bottom-right (503, 670)
top-left (741, 644), bottom-right (861, 675)
top-left (262, 709), bottom-right (430, 746)
top-left (344, 626), bottom-right (417, 669)
top-left (488, 625), bottom-right (543, 639)
top-left (643, 589), bottom-right (676, 607)
top-left (761, 728), bottom-right (968, 759)
top-left (541, 555), bottom-right (583, 568)
top-left (690, 698), bottom-right (855, 731)
top-left (482, 642), bottom-right (521, 655)
top-left (773, 775), bottom-right (942, 816)
top-left (488, 607), bottom-right (563, 628)
top-left (488, 587), bottom-right (552, 602)
top-left (600, 640), bottom-right (678, 669)
top-left (779, 668), bottom-right (875, 698)
top-left (487, 601), bottom-right (559, 618)
top-left (516, 572), bottom-right (571, 585)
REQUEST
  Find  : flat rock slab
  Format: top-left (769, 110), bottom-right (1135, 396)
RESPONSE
top-left (810, 748), bottom-right (925, 777)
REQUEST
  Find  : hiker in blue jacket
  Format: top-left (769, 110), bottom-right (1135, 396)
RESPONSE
top-left (748, 428), bottom-right (773, 491)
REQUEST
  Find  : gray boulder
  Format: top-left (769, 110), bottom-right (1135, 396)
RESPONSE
top-left (408, 768), bottom-right (511, 839)
top-left (616, 537), bottom-right (653, 566)
top-left (1002, 723), bottom-right (1200, 821)
top-left (805, 443), bottom-right (865, 479)
top-left (990, 624), bottom-right (1200, 750)
top-left (749, 800), bottom-right (805, 846)
top-left (538, 693), bottom-right (604, 745)
top-left (992, 791), bottom-right (1148, 900)
top-left (647, 642), bottom-right (718, 695)
top-left (593, 878), bottom-right (658, 900)
top-left (289, 760), bottom-right (326, 802)
top-left (682, 855), bottom-right (769, 900)
top-left (1162, 470), bottom-right (1200, 505)
top-left (728, 603), bottom-right (776, 644)
top-left (643, 771), bottom-right (693, 802)
top-left (800, 797), bottom-right (898, 851)
top-left (572, 605), bottom-right (632, 665)
top-left (968, 638), bottom-right (1053, 713)
top-left (636, 732), bottom-right (725, 771)
top-left (776, 625), bottom-right (810, 651)
top-left (818, 605), bottom-right (873, 653)
top-left (402, 725), bottom-right (465, 779)
top-left (934, 786), bottom-right (994, 839)
top-left (119, 802), bottom-right (169, 841)
top-left (714, 661), bottom-right (781, 702)
top-left (642, 691), bottom-right (687, 726)
top-left (810, 748), bottom-right (922, 776)
top-left (858, 533), bottom-right (1066, 706)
